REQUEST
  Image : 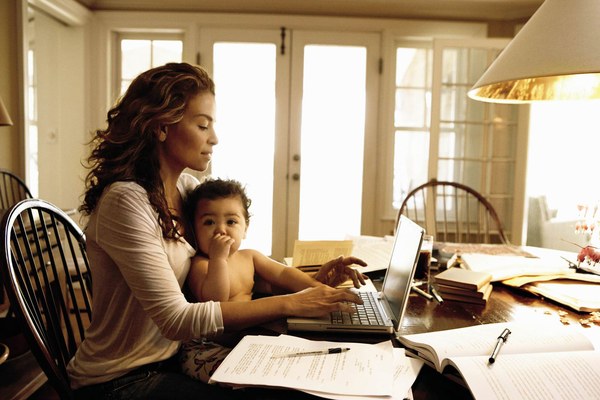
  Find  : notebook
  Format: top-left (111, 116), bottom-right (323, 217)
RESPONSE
top-left (287, 215), bottom-right (424, 334)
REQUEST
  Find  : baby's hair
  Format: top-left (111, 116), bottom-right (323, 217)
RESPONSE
top-left (187, 178), bottom-right (252, 224)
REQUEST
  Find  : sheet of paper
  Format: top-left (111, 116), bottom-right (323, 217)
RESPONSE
top-left (438, 243), bottom-right (535, 257)
top-left (300, 344), bottom-right (423, 400)
top-left (525, 280), bottom-right (600, 312)
top-left (460, 253), bottom-right (571, 281)
top-left (502, 272), bottom-right (600, 287)
top-left (346, 235), bottom-right (395, 273)
top-left (210, 334), bottom-right (394, 396)
top-left (291, 240), bottom-right (354, 267)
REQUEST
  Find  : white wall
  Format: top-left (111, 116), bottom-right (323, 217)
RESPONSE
top-left (34, 10), bottom-right (87, 209)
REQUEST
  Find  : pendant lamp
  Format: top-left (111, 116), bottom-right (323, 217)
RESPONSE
top-left (468, 0), bottom-right (600, 103)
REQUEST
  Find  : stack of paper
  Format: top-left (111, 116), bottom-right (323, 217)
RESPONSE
top-left (502, 272), bottom-right (600, 312)
top-left (455, 251), bottom-right (572, 281)
top-left (209, 334), bottom-right (423, 399)
top-left (434, 268), bottom-right (493, 305)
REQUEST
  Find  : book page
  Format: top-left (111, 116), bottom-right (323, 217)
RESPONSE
top-left (398, 322), bottom-right (594, 371)
top-left (449, 351), bottom-right (600, 400)
top-left (291, 240), bottom-right (354, 267)
top-left (210, 334), bottom-right (394, 396)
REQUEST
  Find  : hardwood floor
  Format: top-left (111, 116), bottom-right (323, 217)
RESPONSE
top-left (28, 382), bottom-right (60, 400)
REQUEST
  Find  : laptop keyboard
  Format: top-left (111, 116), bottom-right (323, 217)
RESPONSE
top-left (331, 291), bottom-right (385, 326)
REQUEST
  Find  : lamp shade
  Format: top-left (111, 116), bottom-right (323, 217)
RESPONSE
top-left (0, 96), bottom-right (12, 126)
top-left (468, 0), bottom-right (600, 103)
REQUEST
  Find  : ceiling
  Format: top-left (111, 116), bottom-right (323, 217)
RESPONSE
top-left (73, 0), bottom-right (543, 22)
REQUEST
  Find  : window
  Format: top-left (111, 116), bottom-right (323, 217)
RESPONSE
top-left (528, 101), bottom-right (600, 217)
top-left (391, 38), bottom-right (521, 242)
top-left (118, 36), bottom-right (183, 98)
top-left (393, 43), bottom-right (433, 209)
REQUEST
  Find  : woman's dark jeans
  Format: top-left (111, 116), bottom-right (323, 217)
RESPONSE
top-left (73, 356), bottom-right (242, 400)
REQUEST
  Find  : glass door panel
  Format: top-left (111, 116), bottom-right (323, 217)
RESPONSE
top-left (201, 29), bottom-right (378, 258)
top-left (298, 45), bottom-right (366, 240)
top-left (288, 31), bottom-right (379, 253)
top-left (209, 41), bottom-right (278, 256)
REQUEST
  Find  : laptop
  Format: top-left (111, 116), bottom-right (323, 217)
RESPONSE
top-left (287, 215), bottom-right (424, 334)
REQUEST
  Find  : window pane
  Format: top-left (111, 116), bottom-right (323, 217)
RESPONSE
top-left (437, 159), bottom-right (483, 189)
top-left (121, 40), bottom-right (151, 79)
top-left (395, 88), bottom-right (427, 128)
top-left (393, 130), bottom-right (429, 208)
top-left (210, 42), bottom-right (277, 255)
top-left (152, 40), bottom-right (183, 67)
top-left (120, 38), bottom-right (182, 97)
top-left (298, 45), bottom-right (366, 240)
top-left (490, 161), bottom-right (514, 195)
top-left (439, 123), bottom-right (484, 160)
top-left (393, 44), bottom-right (433, 210)
top-left (396, 48), bottom-right (427, 87)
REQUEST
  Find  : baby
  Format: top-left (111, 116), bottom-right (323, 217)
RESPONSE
top-left (180, 178), bottom-right (366, 382)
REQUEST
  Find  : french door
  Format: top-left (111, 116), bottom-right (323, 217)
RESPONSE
top-left (199, 29), bottom-right (380, 260)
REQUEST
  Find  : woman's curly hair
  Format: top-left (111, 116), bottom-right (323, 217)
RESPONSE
top-left (80, 62), bottom-right (215, 240)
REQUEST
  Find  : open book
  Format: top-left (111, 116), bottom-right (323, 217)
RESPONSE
top-left (397, 322), bottom-right (600, 399)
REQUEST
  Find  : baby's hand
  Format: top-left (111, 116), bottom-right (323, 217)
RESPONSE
top-left (209, 233), bottom-right (234, 261)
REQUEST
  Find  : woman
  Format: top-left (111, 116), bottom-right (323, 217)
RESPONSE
top-left (67, 62), bottom-right (365, 399)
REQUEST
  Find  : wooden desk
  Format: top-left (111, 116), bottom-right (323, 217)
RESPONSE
top-left (241, 270), bottom-right (597, 400)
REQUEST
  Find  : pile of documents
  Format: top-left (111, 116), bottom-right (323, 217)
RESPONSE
top-left (209, 334), bottom-right (423, 399)
top-left (441, 243), bottom-right (600, 312)
top-left (434, 267), bottom-right (493, 305)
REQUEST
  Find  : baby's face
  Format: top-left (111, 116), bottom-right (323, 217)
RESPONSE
top-left (193, 196), bottom-right (248, 256)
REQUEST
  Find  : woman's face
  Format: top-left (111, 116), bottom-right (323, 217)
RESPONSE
top-left (160, 92), bottom-right (218, 173)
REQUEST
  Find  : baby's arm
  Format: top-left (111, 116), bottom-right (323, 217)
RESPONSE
top-left (188, 234), bottom-right (233, 302)
top-left (251, 250), bottom-right (323, 293)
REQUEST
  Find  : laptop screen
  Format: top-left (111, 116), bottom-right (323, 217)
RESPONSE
top-left (380, 215), bottom-right (424, 330)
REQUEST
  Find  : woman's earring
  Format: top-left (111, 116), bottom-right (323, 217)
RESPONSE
top-left (159, 130), bottom-right (167, 142)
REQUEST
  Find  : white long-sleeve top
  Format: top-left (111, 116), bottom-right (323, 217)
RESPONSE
top-left (67, 173), bottom-right (223, 389)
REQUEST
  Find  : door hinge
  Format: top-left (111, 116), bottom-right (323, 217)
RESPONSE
top-left (280, 27), bottom-right (286, 55)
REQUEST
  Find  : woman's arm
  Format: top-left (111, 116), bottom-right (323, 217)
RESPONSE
top-left (220, 285), bottom-right (362, 331)
top-left (95, 183), bottom-right (222, 341)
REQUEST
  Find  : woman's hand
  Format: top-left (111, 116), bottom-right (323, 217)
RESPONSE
top-left (313, 256), bottom-right (368, 288)
top-left (284, 286), bottom-right (363, 317)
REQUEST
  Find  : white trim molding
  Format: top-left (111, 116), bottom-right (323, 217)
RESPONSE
top-left (29, 0), bottom-right (91, 26)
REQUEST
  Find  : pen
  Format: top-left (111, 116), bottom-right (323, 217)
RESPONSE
top-left (411, 284), bottom-right (434, 301)
top-left (272, 347), bottom-right (350, 358)
top-left (429, 284), bottom-right (444, 304)
top-left (488, 328), bottom-right (511, 364)
top-left (560, 256), bottom-right (578, 269)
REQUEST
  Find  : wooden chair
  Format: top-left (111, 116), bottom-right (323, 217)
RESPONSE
top-left (0, 169), bottom-right (33, 211)
top-left (398, 179), bottom-right (509, 244)
top-left (0, 199), bottom-right (92, 399)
